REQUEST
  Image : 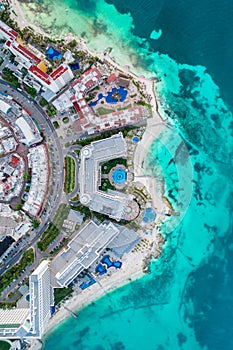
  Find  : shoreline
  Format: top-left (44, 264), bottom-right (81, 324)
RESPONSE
top-left (7, 1), bottom-right (169, 347)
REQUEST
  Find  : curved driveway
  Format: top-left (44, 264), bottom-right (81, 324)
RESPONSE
top-left (0, 80), bottom-right (64, 262)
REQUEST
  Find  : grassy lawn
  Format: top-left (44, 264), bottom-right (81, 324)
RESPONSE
top-left (117, 104), bottom-right (132, 111)
top-left (101, 158), bottom-right (127, 174)
top-left (64, 156), bottom-right (76, 194)
top-left (37, 204), bottom-right (70, 251)
top-left (96, 107), bottom-right (115, 115)
top-left (0, 249), bottom-right (34, 293)
top-left (0, 340), bottom-right (10, 350)
top-left (62, 116), bottom-right (69, 123)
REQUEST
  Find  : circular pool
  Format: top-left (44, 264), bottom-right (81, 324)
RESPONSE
top-left (111, 168), bottom-right (127, 185)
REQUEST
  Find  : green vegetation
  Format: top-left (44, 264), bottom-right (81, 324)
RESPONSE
top-left (70, 193), bottom-right (79, 201)
top-left (99, 178), bottom-right (115, 192)
top-left (2, 68), bottom-right (19, 88)
top-left (49, 238), bottom-right (69, 256)
top-left (15, 203), bottom-right (22, 211)
top-left (101, 158), bottom-right (127, 174)
top-left (74, 149), bottom-right (80, 156)
top-left (117, 104), bottom-right (132, 111)
top-left (53, 121), bottom-right (59, 129)
top-left (0, 340), bottom-right (11, 350)
top-left (0, 249), bottom-right (34, 293)
top-left (54, 285), bottom-right (73, 305)
top-left (71, 203), bottom-right (91, 221)
top-left (9, 53), bottom-right (15, 63)
top-left (39, 98), bottom-right (48, 107)
top-left (46, 105), bottom-right (56, 117)
top-left (68, 39), bottom-right (77, 48)
top-left (64, 156), bottom-right (76, 194)
top-left (23, 172), bottom-right (30, 179)
top-left (0, 57), bottom-right (3, 65)
top-left (136, 100), bottom-right (152, 117)
top-left (96, 107), bottom-right (115, 115)
top-left (24, 85), bottom-right (37, 98)
top-left (37, 223), bottom-right (59, 252)
top-left (75, 126), bottom-right (140, 147)
top-left (62, 116), bottom-right (69, 124)
top-left (37, 204), bottom-right (70, 251)
top-left (32, 218), bottom-right (40, 229)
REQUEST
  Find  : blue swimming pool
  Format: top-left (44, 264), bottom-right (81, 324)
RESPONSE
top-left (45, 47), bottom-right (62, 61)
top-left (89, 87), bottom-right (128, 107)
top-left (111, 168), bottom-right (127, 185)
top-left (106, 87), bottom-right (128, 103)
top-left (101, 256), bottom-right (122, 269)
top-left (133, 136), bottom-right (140, 143)
top-left (142, 207), bottom-right (156, 223)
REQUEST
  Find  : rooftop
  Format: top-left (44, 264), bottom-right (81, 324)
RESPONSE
top-left (79, 134), bottom-right (130, 220)
top-left (51, 220), bottom-right (119, 287)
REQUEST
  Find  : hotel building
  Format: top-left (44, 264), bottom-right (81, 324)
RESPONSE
top-left (79, 133), bottom-right (134, 221)
top-left (0, 260), bottom-right (53, 339)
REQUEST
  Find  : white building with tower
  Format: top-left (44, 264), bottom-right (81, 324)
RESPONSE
top-left (29, 260), bottom-right (53, 338)
top-left (0, 260), bottom-right (54, 339)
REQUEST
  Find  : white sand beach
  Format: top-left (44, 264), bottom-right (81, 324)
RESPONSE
top-left (26, 250), bottom-right (152, 350)
top-left (7, 2), bottom-right (169, 347)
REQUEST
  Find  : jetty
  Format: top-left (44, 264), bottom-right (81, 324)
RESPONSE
top-left (64, 306), bottom-right (78, 319)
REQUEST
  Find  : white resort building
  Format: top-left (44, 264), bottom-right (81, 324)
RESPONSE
top-left (79, 133), bottom-right (136, 221)
top-left (0, 261), bottom-right (53, 339)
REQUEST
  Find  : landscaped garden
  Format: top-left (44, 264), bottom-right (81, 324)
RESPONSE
top-left (99, 178), bottom-right (115, 192)
top-left (53, 121), bottom-right (59, 129)
top-left (2, 67), bottom-right (19, 88)
top-left (0, 249), bottom-right (34, 293)
top-left (101, 158), bottom-right (127, 174)
top-left (37, 204), bottom-right (70, 251)
top-left (0, 340), bottom-right (10, 350)
top-left (54, 285), bottom-right (73, 305)
top-left (23, 84), bottom-right (37, 98)
top-left (64, 156), bottom-right (76, 194)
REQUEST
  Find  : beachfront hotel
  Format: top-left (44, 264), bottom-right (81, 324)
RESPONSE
top-left (0, 260), bottom-right (54, 339)
top-left (79, 133), bottom-right (135, 221)
top-left (29, 260), bottom-right (53, 338)
top-left (0, 20), bottom-right (74, 100)
top-left (50, 220), bottom-right (120, 288)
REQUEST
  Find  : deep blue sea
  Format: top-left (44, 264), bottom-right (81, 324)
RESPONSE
top-left (21, 0), bottom-right (233, 349)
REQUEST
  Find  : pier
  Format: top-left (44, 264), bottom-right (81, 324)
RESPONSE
top-left (64, 306), bottom-right (78, 318)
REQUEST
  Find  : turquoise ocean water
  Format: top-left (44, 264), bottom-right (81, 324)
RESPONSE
top-left (21, 0), bottom-right (233, 349)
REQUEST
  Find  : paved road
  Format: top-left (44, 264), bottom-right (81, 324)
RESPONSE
top-left (0, 81), bottom-right (64, 276)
